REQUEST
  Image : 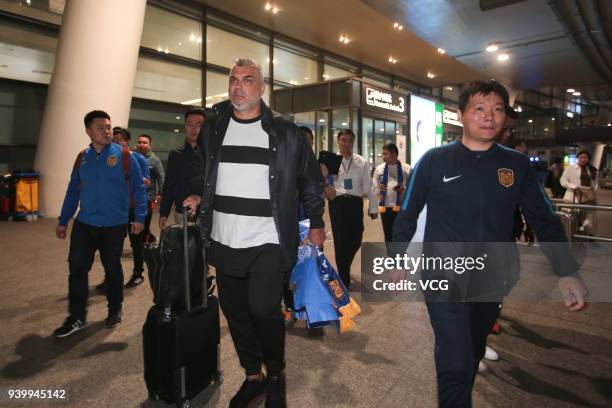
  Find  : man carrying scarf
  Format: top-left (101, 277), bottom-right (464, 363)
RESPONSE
top-left (372, 143), bottom-right (411, 243)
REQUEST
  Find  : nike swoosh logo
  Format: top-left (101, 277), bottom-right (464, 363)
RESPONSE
top-left (443, 175), bottom-right (462, 183)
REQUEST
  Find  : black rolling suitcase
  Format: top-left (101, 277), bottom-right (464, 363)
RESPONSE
top-left (143, 210), bottom-right (222, 407)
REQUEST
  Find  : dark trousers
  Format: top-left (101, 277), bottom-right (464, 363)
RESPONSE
top-left (380, 208), bottom-right (398, 243)
top-left (426, 302), bottom-right (501, 408)
top-left (143, 200), bottom-right (155, 243)
top-left (329, 196), bottom-right (364, 288)
top-left (68, 220), bottom-right (127, 321)
top-left (128, 208), bottom-right (145, 276)
top-left (212, 242), bottom-right (285, 377)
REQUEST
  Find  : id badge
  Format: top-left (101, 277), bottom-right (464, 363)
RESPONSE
top-left (343, 178), bottom-right (353, 190)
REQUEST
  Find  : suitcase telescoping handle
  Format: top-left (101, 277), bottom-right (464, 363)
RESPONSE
top-left (182, 206), bottom-right (192, 311)
top-left (182, 204), bottom-right (208, 310)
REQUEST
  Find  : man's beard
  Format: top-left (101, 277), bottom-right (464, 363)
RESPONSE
top-left (231, 98), bottom-right (259, 112)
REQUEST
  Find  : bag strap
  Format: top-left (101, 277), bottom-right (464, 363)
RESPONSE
top-left (121, 146), bottom-right (130, 180)
top-left (74, 150), bottom-right (86, 172)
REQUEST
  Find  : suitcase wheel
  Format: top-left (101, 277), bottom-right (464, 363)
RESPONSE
top-left (212, 370), bottom-right (224, 384)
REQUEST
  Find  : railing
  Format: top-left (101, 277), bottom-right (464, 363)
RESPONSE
top-left (550, 198), bottom-right (612, 242)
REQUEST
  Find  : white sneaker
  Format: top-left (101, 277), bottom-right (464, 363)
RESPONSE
top-left (484, 345), bottom-right (499, 361)
top-left (478, 360), bottom-right (487, 373)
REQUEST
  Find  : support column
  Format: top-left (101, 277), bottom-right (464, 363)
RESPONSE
top-left (34, 0), bottom-right (147, 218)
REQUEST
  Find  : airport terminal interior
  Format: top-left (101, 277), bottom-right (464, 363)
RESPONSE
top-left (0, 0), bottom-right (611, 407)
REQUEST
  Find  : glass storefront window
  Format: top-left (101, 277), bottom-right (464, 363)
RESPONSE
top-left (273, 47), bottom-right (317, 86)
top-left (316, 111), bottom-right (329, 152)
top-left (141, 5), bottom-right (202, 60)
top-left (207, 25), bottom-right (269, 77)
top-left (0, 0), bottom-right (63, 25)
top-left (331, 108), bottom-right (350, 143)
top-left (323, 64), bottom-right (350, 81)
top-left (362, 117), bottom-right (374, 169)
top-left (0, 20), bottom-right (57, 84)
top-left (128, 99), bottom-right (187, 163)
top-left (134, 57), bottom-right (201, 105)
top-left (206, 70), bottom-right (228, 107)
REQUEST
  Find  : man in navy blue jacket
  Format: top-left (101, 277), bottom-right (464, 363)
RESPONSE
top-left (54, 110), bottom-right (147, 338)
top-left (392, 81), bottom-right (587, 408)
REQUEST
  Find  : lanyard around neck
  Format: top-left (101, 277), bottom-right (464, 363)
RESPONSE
top-left (341, 156), bottom-right (353, 174)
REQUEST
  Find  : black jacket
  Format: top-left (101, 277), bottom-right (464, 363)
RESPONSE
top-left (160, 140), bottom-right (201, 217)
top-left (190, 100), bottom-right (325, 271)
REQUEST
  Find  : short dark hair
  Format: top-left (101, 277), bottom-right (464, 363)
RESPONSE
top-left (577, 150), bottom-right (591, 160)
top-left (382, 143), bottom-right (399, 156)
top-left (337, 128), bottom-right (355, 140)
top-left (137, 134), bottom-right (152, 142)
top-left (458, 80), bottom-right (509, 113)
top-left (184, 108), bottom-right (206, 123)
top-left (506, 106), bottom-right (518, 119)
top-left (510, 138), bottom-right (525, 149)
top-left (298, 126), bottom-right (313, 137)
top-left (84, 110), bottom-right (110, 128)
top-left (112, 126), bottom-right (131, 140)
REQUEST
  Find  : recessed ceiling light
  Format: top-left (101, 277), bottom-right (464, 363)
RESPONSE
top-left (566, 112), bottom-right (574, 118)
top-left (528, 119), bottom-right (533, 123)
top-left (437, 48), bottom-right (446, 54)
top-left (189, 33), bottom-right (196, 42)
top-left (319, 119), bottom-right (326, 123)
top-left (427, 72), bottom-right (436, 79)
top-left (446, 86), bottom-right (453, 91)
top-left (544, 128), bottom-right (549, 132)
top-left (486, 44), bottom-right (499, 52)
top-left (272, 6), bottom-right (279, 13)
top-left (342, 122), bottom-right (348, 126)
top-left (393, 22), bottom-right (403, 30)
top-left (573, 91), bottom-right (581, 96)
top-left (566, 88), bottom-right (575, 93)
top-left (608, 123), bottom-right (611, 126)
top-left (497, 53), bottom-right (509, 61)
top-left (388, 56), bottom-right (398, 64)
top-left (176, 116), bottom-right (181, 120)
top-left (173, 129), bottom-right (180, 133)
top-left (552, 117), bottom-right (555, 121)
top-left (339, 35), bottom-right (350, 44)
top-left (157, 46), bottom-right (162, 52)
top-left (516, 106), bottom-right (522, 112)
top-left (264, 3), bottom-right (272, 11)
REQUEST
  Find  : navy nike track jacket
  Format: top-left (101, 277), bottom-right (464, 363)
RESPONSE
top-left (392, 140), bottom-right (578, 278)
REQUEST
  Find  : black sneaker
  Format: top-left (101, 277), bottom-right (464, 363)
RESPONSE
top-left (105, 311), bottom-right (122, 328)
top-left (265, 372), bottom-right (286, 408)
top-left (125, 275), bottom-right (144, 288)
top-left (229, 376), bottom-right (267, 408)
top-left (53, 317), bottom-right (87, 338)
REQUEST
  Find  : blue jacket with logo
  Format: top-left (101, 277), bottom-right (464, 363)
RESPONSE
top-left (59, 143), bottom-right (147, 227)
top-left (393, 141), bottom-right (577, 277)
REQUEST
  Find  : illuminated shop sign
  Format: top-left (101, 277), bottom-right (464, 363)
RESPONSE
top-left (364, 87), bottom-right (406, 113)
top-left (443, 109), bottom-right (463, 127)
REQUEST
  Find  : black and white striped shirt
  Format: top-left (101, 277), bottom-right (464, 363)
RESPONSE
top-left (211, 116), bottom-right (279, 248)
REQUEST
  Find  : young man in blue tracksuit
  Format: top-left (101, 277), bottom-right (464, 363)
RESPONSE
top-left (54, 110), bottom-right (147, 338)
top-left (392, 81), bottom-right (587, 408)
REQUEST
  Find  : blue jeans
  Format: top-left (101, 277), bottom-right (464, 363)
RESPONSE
top-left (426, 301), bottom-right (501, 408)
